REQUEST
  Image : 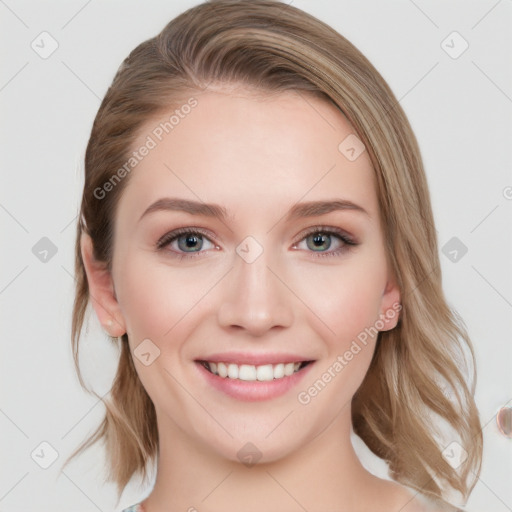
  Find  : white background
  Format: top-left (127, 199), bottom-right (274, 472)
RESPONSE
top-left (1, 1), bottom-right (511, 511)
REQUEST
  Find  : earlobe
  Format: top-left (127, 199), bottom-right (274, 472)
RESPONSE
top-left (80, 233), bottom-right (126, 338)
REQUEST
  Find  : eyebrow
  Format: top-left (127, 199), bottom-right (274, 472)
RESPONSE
top-left (139, 198), bottom-right (229, 222)
top-left (138, 197), bottom-right (369, 223)
top-left (286, 199), bottom-right (369, 220)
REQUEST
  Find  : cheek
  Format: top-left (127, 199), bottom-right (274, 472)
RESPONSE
top-left (293, 263), bottom-right (387, 409)
top-left (114, 253), bottom-right (221, 342)
top-left (116, 270), bottom-right (168, 339)
top-left (293, 257), bottom-right (386, 349)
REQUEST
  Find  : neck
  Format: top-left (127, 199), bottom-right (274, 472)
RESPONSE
top-left (142, 407), bottom-right (379, 512)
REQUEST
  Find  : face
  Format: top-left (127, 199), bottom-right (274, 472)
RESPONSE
top-left (83, 86), bottom-right (400, 464)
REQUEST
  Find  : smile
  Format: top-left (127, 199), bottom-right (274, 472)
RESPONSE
top-left (198, 360), bottom-right (312, 381)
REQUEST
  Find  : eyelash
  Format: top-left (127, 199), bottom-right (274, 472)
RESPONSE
top-left (156, 227), bottom-right (217, 261)
top-left (156, 226), bottom-right (358, 261)
top-left (296, 226), bottom-right (358, 257)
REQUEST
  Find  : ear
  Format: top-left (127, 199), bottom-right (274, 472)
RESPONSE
top-left (81, 233), bottom-right (126, 337)
top-left (378, 275), bottom-right (402, 332)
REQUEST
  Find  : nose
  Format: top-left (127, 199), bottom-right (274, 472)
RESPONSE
top-left (217, 245), bottom-right (294, 336)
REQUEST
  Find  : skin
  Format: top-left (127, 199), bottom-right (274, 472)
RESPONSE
top-left (82, 86), bottom-right (431, 511)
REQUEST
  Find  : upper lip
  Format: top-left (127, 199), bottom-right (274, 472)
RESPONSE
top-left (196, 352), bottom-right (315, 366)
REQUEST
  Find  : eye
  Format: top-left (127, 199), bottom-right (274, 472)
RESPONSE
top-left (305, 232), bottom-right (334, 251)
top-left (292, 227), bottom-right (357, 257)
top-left (174, 233), bottom-right (212, 252)
top-left (156, 228), bottom-right (217, 258)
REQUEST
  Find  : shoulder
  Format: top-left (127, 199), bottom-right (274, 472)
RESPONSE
top-left (121, 505), bottom-right (143, 512)
top-left (380, 481), bottom-right (426, 512)
top-left (375, 479), bottom-right (456, 512)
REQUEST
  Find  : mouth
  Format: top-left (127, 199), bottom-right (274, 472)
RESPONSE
top-left (196, 360), bottom-right (314, 382)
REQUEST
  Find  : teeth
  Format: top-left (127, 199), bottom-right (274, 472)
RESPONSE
top-left (285, 363), bottom-right (296, 376)
top-left (204, 360), bottom-right (307, 381)
top-left (227, 363), bottom-right (239, 379)
top-left (240, 364), bottom-right (258, 380)
top-left (217, 362), bottom-right (228, 378)
top-left (256, 364), bottom-right (273, 381)
top-left (274, 363), bottom-right (284, 379)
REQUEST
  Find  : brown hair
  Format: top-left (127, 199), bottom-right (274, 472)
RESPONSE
top-left (65, 0), bottom-right (483, 507)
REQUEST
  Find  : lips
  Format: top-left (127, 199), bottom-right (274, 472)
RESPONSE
top-left (195, 356), bottom-right (316, 402)
top-left (194, 351), bottom-right (315, 390)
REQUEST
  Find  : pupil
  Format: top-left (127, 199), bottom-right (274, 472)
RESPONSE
top-left (313, 234), bottom-right (324, 246)
top-left (179, 234), bottom-right (202, 252)
top-left (186, 235), bottom-right (197, 247)
top-left (308, 233), bottom-right (331, 251)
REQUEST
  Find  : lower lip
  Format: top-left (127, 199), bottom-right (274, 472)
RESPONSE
top-left (195, 362), bottom-right (315, 402)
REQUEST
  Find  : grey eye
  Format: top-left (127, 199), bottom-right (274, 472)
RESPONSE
top-left (305, 232), bottom-right (333, 251)
top-left (177, 234), bottom-right (204, 252)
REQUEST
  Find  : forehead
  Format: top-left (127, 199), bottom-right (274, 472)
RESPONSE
top-left (116, 88), bottom-right (379, 224)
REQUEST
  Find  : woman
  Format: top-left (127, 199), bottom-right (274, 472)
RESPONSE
top-left (66, 1), bottom-right (483, 511)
